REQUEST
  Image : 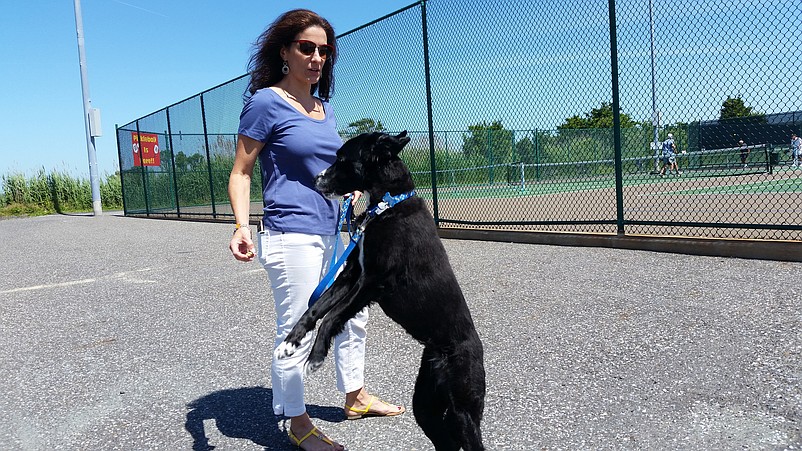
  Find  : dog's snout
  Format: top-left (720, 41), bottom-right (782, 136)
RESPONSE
top-left (314, 170), bottom-right (326, 189)
top-left (314, 168), bottom-right (339, 198)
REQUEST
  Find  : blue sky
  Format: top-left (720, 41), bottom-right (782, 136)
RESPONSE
top-left (0, 1), bottom-right (414, 177)
top-left (2, 0), bottom-right (798, 178)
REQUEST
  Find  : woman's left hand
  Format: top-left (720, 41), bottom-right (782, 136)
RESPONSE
top-left (348, 191), bottom-right (362, 205)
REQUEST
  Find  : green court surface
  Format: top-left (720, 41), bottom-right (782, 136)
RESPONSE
top-left (425, 170), bottom-right (802, 200)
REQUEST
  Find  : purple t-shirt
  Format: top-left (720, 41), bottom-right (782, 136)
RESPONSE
top-left (238, 88), bottom-right (341, 235)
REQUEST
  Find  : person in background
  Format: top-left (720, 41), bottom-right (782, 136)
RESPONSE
top-left (738, 139), bottom-right (750, 168)
top-left (659, 133), bottom-right (681, 176)
top-left (227, 9), bottom-right (404, 451)
top-left (791, 133), bottom-right (801, 168)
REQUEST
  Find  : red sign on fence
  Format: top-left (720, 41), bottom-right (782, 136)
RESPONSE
top-left (132, 132), bottom-right (161, 167)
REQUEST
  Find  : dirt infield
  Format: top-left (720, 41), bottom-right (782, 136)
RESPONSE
top-left (429, 170), bottom-right (802, 241)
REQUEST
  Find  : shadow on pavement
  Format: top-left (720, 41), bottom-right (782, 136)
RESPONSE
top-left (185, 386), bottom-right (344, 450)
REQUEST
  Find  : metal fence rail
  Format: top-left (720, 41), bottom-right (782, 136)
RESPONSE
top-left (117, 0), bottom-right (802, 242)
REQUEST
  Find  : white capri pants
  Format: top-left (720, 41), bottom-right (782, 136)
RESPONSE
top-left (258, 229), bottom-right (369, 417)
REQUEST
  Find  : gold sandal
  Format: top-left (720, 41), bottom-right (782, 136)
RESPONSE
top-left (288, 426), bottom-right (336, 449)
top-left (344, 395), bottom-right (405, 420)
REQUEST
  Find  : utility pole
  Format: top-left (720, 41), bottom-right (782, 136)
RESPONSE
top-left (73, 0), bottom-right (103, 216)
top-left (649, 0), bottom-right (660, 172)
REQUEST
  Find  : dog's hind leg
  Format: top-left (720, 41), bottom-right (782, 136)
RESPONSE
top-left (275, 264), bottom-right (362, 360)
top-left (443, 345), bottom-right (486, 451)
top-left (444, 402), bottom-right (484, 451)
top-left (413, 348), bottom-right (459, 451)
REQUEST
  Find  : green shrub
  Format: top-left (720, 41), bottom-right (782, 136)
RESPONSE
top-left (0, 169), bottom-right (123, 216)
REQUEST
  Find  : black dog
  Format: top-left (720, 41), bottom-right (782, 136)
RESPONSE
top-left (275, 131), bottom-right (486, 450)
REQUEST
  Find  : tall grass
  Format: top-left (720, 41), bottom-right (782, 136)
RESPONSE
top-left (0, 169), bottom-right (123, 216)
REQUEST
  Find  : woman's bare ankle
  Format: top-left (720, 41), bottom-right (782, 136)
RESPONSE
top-left (290, 413), bottom-right (312, 433)
top-left (289, 413), bottom-right (343, 451)
top-left (345, 386), bottom-right (369, 407)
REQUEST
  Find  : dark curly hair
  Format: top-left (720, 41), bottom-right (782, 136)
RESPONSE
top-left (246, 9), bottom-right (336, 101)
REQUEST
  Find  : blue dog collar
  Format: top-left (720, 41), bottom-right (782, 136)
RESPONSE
top-left (367, 190), bottom-right (416, 218)
top-left (308, 189), bottom-right (415, 308)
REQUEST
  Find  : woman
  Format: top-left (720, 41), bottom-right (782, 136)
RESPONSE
top-left (228, 9), bottom-right (404, 451)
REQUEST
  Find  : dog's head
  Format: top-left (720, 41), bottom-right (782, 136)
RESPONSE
top-left (315, 131), bottom-right (412, 202)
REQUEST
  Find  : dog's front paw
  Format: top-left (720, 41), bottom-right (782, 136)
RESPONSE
top-left (304, 358), bottom-right (324, 376)
top-left (274, 341), bottom-right (298, 359)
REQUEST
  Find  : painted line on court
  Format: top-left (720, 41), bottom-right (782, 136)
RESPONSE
top-left (1, 278), bottom-right (97, 294)
top-left (1, 268), bottom-right (160, 294)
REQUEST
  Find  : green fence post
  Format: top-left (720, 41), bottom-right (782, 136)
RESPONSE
top-left (421, 0), bottom-right (438, 225)
top-left (608, 0), bottom-right (624, 235)
top-left (487, 129), bottom-right (494, 185)
top-left (115, 123), bottom-right (128, 215)
top-left (511, 129), bottom-right (516, 188)
top-left (535, 129), bottom-right (540, 181)
top-left (199, 93), bottom-right (217, 218)
top-left (166, 109), bottom-right (181, 217)
top-left (135, 120), bottom-right (151, 217)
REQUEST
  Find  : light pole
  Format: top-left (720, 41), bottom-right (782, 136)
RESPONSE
top-left (649, 0), bottom-right (659, 172)
top-left (73, 0), bottom-right (103, 216)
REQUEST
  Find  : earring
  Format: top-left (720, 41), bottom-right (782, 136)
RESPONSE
top-left (281, 61), bottom-right (289, 75)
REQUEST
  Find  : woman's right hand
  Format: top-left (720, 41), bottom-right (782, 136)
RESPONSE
top-left (230, 227), bottom-right (255, 262)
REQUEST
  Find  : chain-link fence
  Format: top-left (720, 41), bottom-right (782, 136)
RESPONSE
top-left (117, 0), bottom-right (802, 241)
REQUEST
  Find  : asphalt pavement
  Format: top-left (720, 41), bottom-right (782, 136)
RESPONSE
top-left (1, 213), bottom-right (800, 450)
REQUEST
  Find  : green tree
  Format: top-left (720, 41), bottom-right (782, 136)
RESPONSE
top-left (346, 118), bottom-right (386, 134)
top-left (174, 151), bottom-right (205, 171)
top-left (211, 134), bottom-right (236, 155)
top-left (719, 96), bottom-right (758, 120)
top-left (461, 120), bottom-right (514, 164)
top-left (339, 118), bottom-right (386, 141)
top-left (557, 102), bottom-right (636, 130)
top-left (514, 136), bottom-right (537, 164)
top-left (546, 103), bottom-right (640, 166)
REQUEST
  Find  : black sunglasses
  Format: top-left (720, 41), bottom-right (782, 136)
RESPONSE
top-left (292, 40), bottom-right (334, 59)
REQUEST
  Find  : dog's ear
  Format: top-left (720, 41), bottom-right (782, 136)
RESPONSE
top-left (391, 131), bottom-right (411, 156)
top-left (396, 130), bottom-right (410, 145)
top-left (372, 132), bottom-right (409, 160)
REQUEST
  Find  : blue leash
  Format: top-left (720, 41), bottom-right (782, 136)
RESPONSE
top-left (308, 197), bottom-right (361, 307)
top-left (307, 191), bottom-right (416, 307)
top-left (328, 196), bottom-right (353, 268)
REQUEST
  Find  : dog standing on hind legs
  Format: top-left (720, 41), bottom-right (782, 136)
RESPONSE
top-left (275, 131), bottom-right (486, 450)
